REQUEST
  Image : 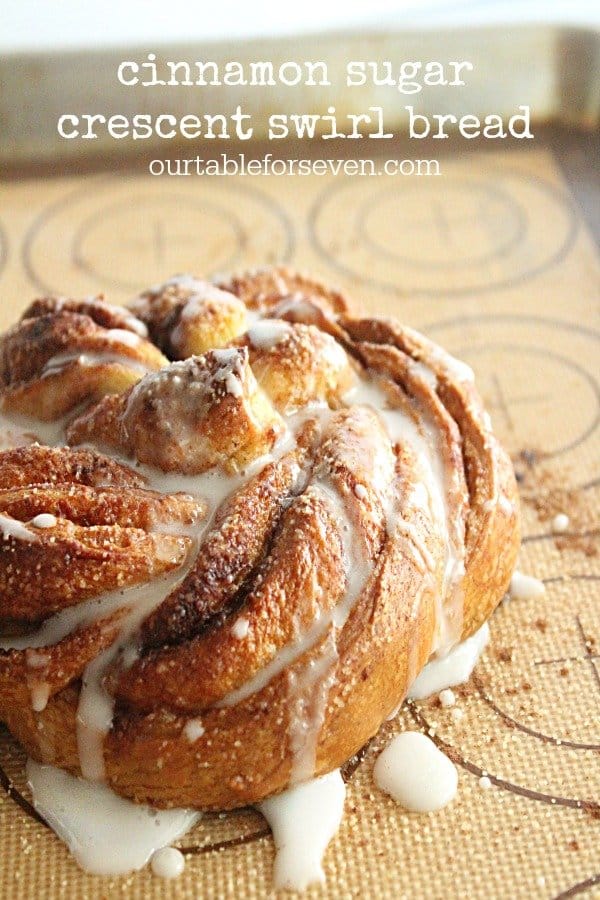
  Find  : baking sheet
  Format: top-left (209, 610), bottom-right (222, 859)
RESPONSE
top-left (2, 24), bottom-right (599, 167)
top-left (0, 140), bottom-right (598, 898)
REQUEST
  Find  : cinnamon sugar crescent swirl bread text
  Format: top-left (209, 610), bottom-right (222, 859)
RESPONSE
top-left (0, 268), bottom-right (519, 808)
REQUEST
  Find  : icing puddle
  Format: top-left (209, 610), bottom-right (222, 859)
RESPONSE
top-left (21, 623), bottom-right (491, 890)
top-left (258, 770), bottom-right (346, 891)
top-left (26, 759), bottom-right (200, 876)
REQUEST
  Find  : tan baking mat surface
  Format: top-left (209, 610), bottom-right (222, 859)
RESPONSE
top-left (0, 147), bottom-right (598, 899)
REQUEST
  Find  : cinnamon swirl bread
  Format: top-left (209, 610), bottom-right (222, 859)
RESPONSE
top-left (0, 269), bottom-right (519, 808)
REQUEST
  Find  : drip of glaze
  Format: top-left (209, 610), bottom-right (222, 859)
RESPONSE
top-left (0, 463), bottom-right (246, 779)
top-left (509, 570), bottom-right (546, 601)
top-left (31, 513), bottom-right (58, 529)
top-left (231, 616), bottom-right (250, 639)
top-left (0, 513), bottom-right (37, 542)
top-left (0, 407), bottom-right (75, 447)
top-left (0, 567), bottom-right (194, 654)
top-left (373, 731), bottom-right (458, 812)
top-left (257, 769), bottom-right (345, 892)
top-left (217, 407), bottom-right (380, 693)
top-left (26, 759), bottom-right (199, 876)
top-left (151, 846), bottom-right (186, 879)
top-left (269, 294), bottom-right (329, 325)
top-left (247, 319), bottom-right (292, 349)
top-left (343, 374), bottom-right (465, 653)
top-left (183, 718), bottom-right (205, 743)
top-left (220, 367), bottom-right (468, 779)
top-left (287, 629), bottom-right (339, 785)
top-left (104, 329), bottom-right (143, 348)
top-left (408, 622), bottom-right (489, 700)
top-left (71, 461), bottom-right (243, 781)
top-left (41, 351), bottom-right (152, 379)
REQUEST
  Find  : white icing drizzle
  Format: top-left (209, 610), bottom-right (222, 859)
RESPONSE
top-left (408, 622), bottom-right (490, 700)
top-left (0, 407), bottom-right (71, 447)
top-left (26, 759), bottom-right (199, 876)
top-left (287, 630), bottom-right (339, 785)
top-left (31, 513), bottom-right (57, 529)
top-left (104, 328), bottom-right (143, 348)
top-left (42, 297), bottom-right (148, 339)
top-left (499, 494), bottom-right (514, 516)
top-left (409, 359), bottom-right (438, 390)
top-left (0, 567), bottom-right (193, 654)
top-left (269, 294), bottom-right (327, 324)
top-left (439, 688), bottom-right (456, 708)
top-left (247, 319), bottom-right (292, 350)
top-left (221, 367), bottom-right (468, 780)
top-left (0, 513), bottom-right (37, 542)
top-left (373, 731), bottom-right (458, 812)
top-left (42, 351), bottom-right (151, 379)
top-left (257, 769), bottom-right (345, 892)
top-left (170, 282), bottom-right (247, 352)
top-left (30, 683), bottom-right (51, 713)
top-left (26, 650), bottom-right (50, 669)
top-left (344, 374), bottom-right (465, 652)
top-left (218, 473), bottom-right (369, 719)
top-left (151, 846), bottom-right (186, 879)
top-left (74, 464), bottom-right (241, 781)
top-left (218, 608), bottom-right (330, 710)
top-left (0, 463), bottom-right (245, 779)
top-left (509, 570), bottom-right (546, 601)
top-left (231, 616), bottom-right (250, 639)
top-left (183, 718), bottom-right (205, 743)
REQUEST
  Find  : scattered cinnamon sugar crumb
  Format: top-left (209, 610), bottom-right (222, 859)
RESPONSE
top-left (496, 647), bottom-right (513, 663)
top-left (582, 801), bottom-right (600, 820)
top-left (516, 460), bottom-right (598, 554)
top-left (568, 839), bottom-right (579, 851)
top-left (555, 535), bottom-right (597, 556)
top-left (534, 618), bottom-right (547, 633)
top-left (559, 666), bottom-right (570, 677)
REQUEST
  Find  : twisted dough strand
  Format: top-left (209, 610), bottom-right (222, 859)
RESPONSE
top-left (0, 268), bottom-right (519, 808)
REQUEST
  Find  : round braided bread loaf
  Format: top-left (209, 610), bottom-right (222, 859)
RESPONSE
top-left (0, 268), bottom-right (519, 808)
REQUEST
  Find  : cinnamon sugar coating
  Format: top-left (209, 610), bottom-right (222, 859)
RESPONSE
top-left (0, 269), bottom-right (519, 809)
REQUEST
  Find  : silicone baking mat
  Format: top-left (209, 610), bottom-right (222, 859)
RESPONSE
top-left (0, 140), bottom-right (598, 899)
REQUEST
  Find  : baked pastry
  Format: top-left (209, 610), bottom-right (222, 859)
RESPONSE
top-left (0, 268), bottom-right (519, 809)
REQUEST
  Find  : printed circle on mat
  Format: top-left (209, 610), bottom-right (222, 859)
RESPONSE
top-left (408, 576), bottom-right (600, 810)
top-left (426, 316), bottom-right (600, 461)
top-left (308, 167), bottom-right (577, 296)
top-left (23, 178), bottom-right (294, 300)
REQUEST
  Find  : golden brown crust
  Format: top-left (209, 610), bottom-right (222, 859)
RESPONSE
top-left (21, 295), bottom-right (149, 337)
top-left (0, 269), bottom-right (520, 810)
top-left (0, 305), bottom-right (166, 421)
top-left (217, 264), bottom-right (350, 315)
top-left (129, 278), bottom-right (248, 359)
top-left (68, 348), bottom-right (287, 474)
